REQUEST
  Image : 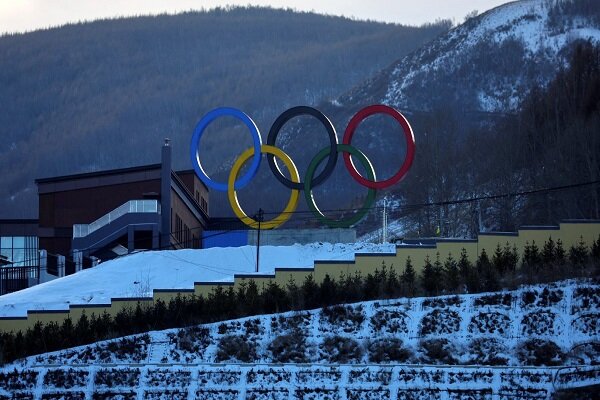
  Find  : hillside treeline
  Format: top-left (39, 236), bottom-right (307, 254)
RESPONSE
top-left (394, 41), bottom-right (600, 237)
top-left (0, 7), bottom-right (449, 218)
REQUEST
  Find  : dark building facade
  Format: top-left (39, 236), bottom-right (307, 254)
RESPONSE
top-left (35, 141), bottom-right (209, 259)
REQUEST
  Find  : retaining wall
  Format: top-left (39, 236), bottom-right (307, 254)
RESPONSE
top-left (0, 220), bottom-right (598, 334)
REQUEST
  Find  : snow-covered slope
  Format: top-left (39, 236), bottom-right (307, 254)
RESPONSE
top-left (337, 0), bottom-right (600, 113)
top-left (2, 279), bottom-right (599, 398)
top-left (0, 243), bottom-right (394, 317)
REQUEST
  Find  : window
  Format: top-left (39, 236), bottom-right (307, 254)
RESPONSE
top-left (175, 213), bottom-right (183, 244)
top-left (183, 223), bottom-right (189, 247)
top-left (0, 236), bottom-right (38, 267)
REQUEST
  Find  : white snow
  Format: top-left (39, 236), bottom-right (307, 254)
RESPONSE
top-left (0, 242), bottom-right (395, 317)
top-left (382, 0), bottom-right (600, 112)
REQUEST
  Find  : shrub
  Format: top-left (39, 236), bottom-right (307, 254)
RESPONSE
top-left (320, 336), bottom-right (363, 363)
top-left (268, 332), bottom-right (307, 363)
top-left (467, 338), bottom-right (509, 366)
top-left (568, 342), bottom-right (600, 365)
top-left (216, 335), bottom-right (257, 363)
top-left (468, 312), bottom-right (511, 335)
top-left (367, 338), bottom-right (412, 363)
top-left (473, 293), bottom-right (512, 307)
top-left (419, 338), bottom-right (458, 365)
top-left (243, 319), bottom-right (262, 336)
top-left (143, 390), bottom-right (188, 400)
top-left (370, 310), bottom-right (408, 334)
top-left (195, 389), bottom-right (239, 400)
top-left (42, 393), bottom-right (85, 400)
top-left (518, 339), bottom-right (565, 366)
top-left (521, 311), bottom-right (558, 335)
top-left (419, 309), bottom-right (461, 335)
top-left (94, 368), bottom-right (140, 388)
top-left (43, 368), bottom-right (88, 389)
top-left (321, 305), bottom-right (365, 332)
top-left (0, 370), bottom-right (38, 391)
top-left (170, 326), bottom-right (210, 354)
top-left (270, 313), bottom-right (311, 334)
top-left (96, 334), bottom-right (150, 363)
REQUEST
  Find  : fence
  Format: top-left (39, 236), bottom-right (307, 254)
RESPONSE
top-left (0, 265), bottom-right (39, 295)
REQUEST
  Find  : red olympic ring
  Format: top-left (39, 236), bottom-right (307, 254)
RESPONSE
top-left (342, 104), bottom-right (415, 190)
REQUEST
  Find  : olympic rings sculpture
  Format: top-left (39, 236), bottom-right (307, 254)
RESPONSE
top-left (190, 104), bottom-right (415, 229)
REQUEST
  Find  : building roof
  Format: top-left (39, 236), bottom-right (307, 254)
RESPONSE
top-left (35, 164), bottom-right (162, 184)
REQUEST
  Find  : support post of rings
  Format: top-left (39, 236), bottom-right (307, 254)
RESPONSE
top-left (256, 208), bottom-right (264, 273)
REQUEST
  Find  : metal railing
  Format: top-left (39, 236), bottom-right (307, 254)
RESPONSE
top-left (0, 265), bottom-right (39, 295)
top-left (73, 200), bottom-right (160, 238)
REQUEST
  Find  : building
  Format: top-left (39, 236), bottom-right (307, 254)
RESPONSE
top-left (0, 140), bottom-right (210, 293)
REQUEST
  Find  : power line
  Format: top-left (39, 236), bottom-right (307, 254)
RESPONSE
top-left (2, 178), bottom-right (599, 267)
top-left (247, 179), bottom-right (600, 217)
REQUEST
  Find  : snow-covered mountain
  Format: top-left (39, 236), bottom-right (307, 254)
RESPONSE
top-left (335, 0), bottom-right (600, 113)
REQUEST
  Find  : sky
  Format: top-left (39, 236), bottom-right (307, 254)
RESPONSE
top-left (0, 0), bottom-right (511, 35)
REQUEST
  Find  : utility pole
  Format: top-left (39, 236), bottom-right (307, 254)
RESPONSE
top-left (256, 208), bottom-right (264, 273)
top-left (382, 196), bottom-right (388, 243)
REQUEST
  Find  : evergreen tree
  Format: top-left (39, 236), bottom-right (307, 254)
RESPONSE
top-left (152, 299), bottom-right (168, 330)
top-left (245, 280), bottom-right (261, 315)
top-left (542, 237), bottom-right (556, 268)
top-left (420, 255), bottom-right (439, 296)
top-left (401, 256), bottom-right (416, 296)
top-left (492, 243), bottom-right (506, 276)
top-left (60, 318), bottom-right (76, 349)
top-left (286, 276), bottom-right (302, 310)
top-left (364, 272), bottom-right (379, 299)
top-left (444, 253), bottom-right (460, 293)
top-left (457, 248), bottom-right (474, 292)
top-left (433, 252), bottom-right (444, 294)
top-left (555, 239), bottom-right (566, 266)
top-left (522, 240), bottom-right (542, 274)
top-left (75, 312), bottom-right (91, 344)
top-left (591, 234), bottom-right (600, 267)
top-left (478, 248), bottom-right (499, 292)
top-left (385, 265), bottom-right (400, 298)
top-left (262, 281), bottom-right (288, 314)
top-left (569, 236), bottom-right (589, 267)
top-left (376, 262), bottom-right (388, 298)
top-left (319, 274), bottom-right (337, 306)
top-left (301, 274), bottom-right (320, 309)
top-left (502, 242), bottom-right (519, 273)
top-left (236, 279), bottom-right (248, 309)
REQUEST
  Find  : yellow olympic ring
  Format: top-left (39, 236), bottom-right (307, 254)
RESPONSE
top-left (228, 144), bottom-right (300, 229)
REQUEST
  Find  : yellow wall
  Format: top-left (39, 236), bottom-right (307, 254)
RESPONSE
top-left (1, 221), bottom-right (598, 334)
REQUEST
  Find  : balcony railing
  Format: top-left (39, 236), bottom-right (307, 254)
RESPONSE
top-left (73, 200), bottom-right (160, 238)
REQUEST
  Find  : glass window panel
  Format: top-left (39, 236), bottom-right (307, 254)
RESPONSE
top-left (12, 248), bottom-right (25, 265)
top-left (0, 237), bottom-right (12, 248)
top-left (0, 247), bottom-right (11, 259)
top-left (12, 236), bottom-right (25, 249)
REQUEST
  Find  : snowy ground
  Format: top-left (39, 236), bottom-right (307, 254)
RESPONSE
top-left (0, 243), bottom-right (394, 317)
top-left (2, 280), bottom-right (599, 399)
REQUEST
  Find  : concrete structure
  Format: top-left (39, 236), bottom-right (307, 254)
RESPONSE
top-left (0, 220), bottom-right (598, 334)
top-left (203, 228), bottom-right (356, 248)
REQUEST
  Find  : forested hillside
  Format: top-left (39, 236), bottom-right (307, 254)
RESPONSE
top-left (0, 6), bottom-right (449, 218)
top-left (315, 0), bottom-right (600, 238)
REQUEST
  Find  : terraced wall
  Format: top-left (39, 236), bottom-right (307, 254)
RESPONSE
top-left (0, 220), bottom-right (598, 334)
